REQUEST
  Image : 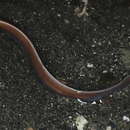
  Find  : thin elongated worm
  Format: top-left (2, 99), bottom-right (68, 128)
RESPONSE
top-left (0, 20), bottom-right (130, 102)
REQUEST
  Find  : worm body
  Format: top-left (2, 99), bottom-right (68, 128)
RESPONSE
top-left (0, 20), bottom-right (130, 102)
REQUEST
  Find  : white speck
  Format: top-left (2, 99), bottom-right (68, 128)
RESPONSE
top-left (108, 41), bottom-right (111, 45)
top-left (93, 52), bottom-right (97, 55)
top-left (106, 126), bottom-right (112, 130)
top-left (66, 0), bottom-right (71, 5)
top-left (102, 70), bottom-right (108, 74)
top-left (109, 94), bottom-right (113, 97)
top-left (111, 53), bottom-right (114, 56)
top-left (77, 99), bottom-right (87, 105)
top-left (91, 44), bottom-right (96, 48)
top-left (92, 38), bottom-right (97, 43)
top-left (87, 63), bottom-right (94, 68)
top-left (2, 104), bottom-right (6, 108)
top-left (69, 116), bottom-right (72, 119)
top-left (114, 58), bottom-right (118, 62)
top-left (98, 42), bottom-right (102, 46)
top-left (57, 13), bottom-right (61, 17)
top-left (123, 116), bottom-right (130, 122)
top-left (110, 68), bottom-right (113, 72)
top-left (94, 28), bottom-right (97, 31)
top-left (91, 101), bottom-right (96, 104)
top-left (76, 39), bottom-right (79, 42)
top-left (51, 7), bottom-right (55, 10)
top-left (18, 113), bottom-right (22, 117)
top-left (79, 73), bottom-right (85, 77)
top-left (64, 19), bottom-right (70, 24)
top-left (99, 100), bottom-right (103, 103)
top-left (121, 24), bottom-right (125, 27)
top-left (75, 115), bottom-right (88, 130)
top-left (50, 103), bottom-right (53, 107)
top-left (33, 11), bottom-right (37, 15)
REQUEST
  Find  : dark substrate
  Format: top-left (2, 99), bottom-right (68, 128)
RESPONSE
top-left (0, 0), bottom-right (130, 129)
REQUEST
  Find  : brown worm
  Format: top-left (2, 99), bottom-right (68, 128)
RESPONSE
top-left (0, 20), bottom-right (130, 102)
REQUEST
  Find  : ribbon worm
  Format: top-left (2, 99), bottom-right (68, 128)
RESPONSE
top-left (0, 20), bottom-right (130, 102)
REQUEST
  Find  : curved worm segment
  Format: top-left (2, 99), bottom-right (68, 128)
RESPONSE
top-left (0, 20), bottom-right (129, 102)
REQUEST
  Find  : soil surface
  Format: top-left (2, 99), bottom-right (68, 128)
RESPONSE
top-left (0, 0), bottom-right (130, 130)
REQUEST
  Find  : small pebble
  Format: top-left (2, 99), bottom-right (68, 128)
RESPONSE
top-left (102, 70), bottom-right (108, 74)
top-left (91, 101), bottom-right (96, 104)
top-left (123, 116), bottom-right (130, 122)
top-left (106, 126), bottom-right (112, 130)
top-left (98, 42), bottom-right (102, 46)
top-left (77, 99), bottom-right (87, 105)
top-left (69, 116), bottom-right (72, 119)
top-left (75, 115), bottom-right (88, 130)
top-left (93, 52), bottom-right (97, 55)
top-left (57, 13), bottom-right (61, 17)
top-left (108, 41), bottom-right (111, 45)
top-left (87, 63), bottom-right (94, 68)
top-left (91, 44), bottom-right (96, 48)
top-left (64, 19), bottom-right (70, 24)
top-left (121, 24), bottom-right (125, 27)
top-left (109, 95), bottom-right (113, 97)
top-left (99, 100), bottom-right (103, 103)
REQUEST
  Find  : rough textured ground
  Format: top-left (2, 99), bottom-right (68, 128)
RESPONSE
top-left (0, 0), bottom-right (130, 130)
